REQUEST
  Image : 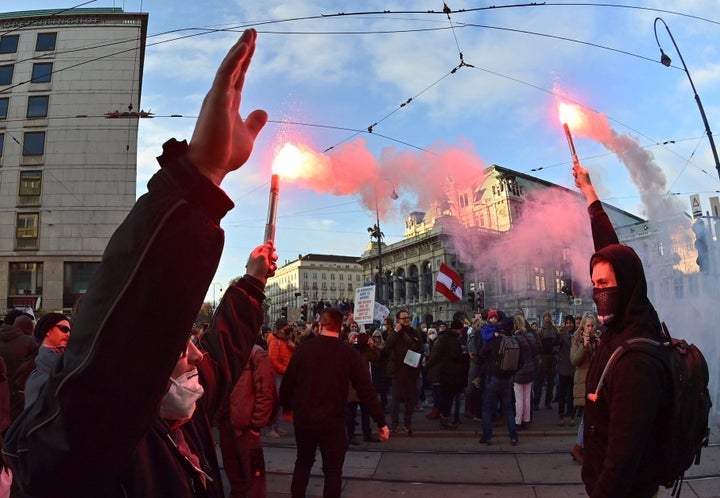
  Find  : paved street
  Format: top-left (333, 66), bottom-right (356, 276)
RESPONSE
top-left (225, 404), bottom-right (720, 497)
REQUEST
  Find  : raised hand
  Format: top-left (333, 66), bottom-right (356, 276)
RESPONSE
top-left (187, 29), bottom-right (268, 186)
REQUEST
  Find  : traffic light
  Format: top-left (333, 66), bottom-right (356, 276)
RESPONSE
top-left (281, 306), bottom-right (288, 319)
top-left (693, 220), bottom-right (710, 274)
top-left (301, 304), bottom-right (308, 322)
top-left (477, 290), bottom-right (485, 309)
top-left (468, 290), bottom-right (476, 310)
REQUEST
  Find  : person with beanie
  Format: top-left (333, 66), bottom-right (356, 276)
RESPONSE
top-left (24, 313), bottom-right (70, 408)
top-left (479, 310), bottom-right (500, 345)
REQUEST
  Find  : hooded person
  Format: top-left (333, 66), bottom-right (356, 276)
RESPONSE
top-left (574, 162), bottom-right (670, 498)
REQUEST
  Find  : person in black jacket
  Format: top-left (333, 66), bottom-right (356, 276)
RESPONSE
top-left (3, 29), bottom-right (272, 498)
top-left (426, 319), bottom-right (468, 429)
top-left (573, 163), bottom-right (670, 498)
top-left (280, 307), bottom-right (389, 498)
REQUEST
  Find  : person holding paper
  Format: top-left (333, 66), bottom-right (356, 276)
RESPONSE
top-left (385, 309), bottom-right (424, 435)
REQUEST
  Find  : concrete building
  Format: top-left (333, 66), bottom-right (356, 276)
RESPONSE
top-left (0, 8), bottom-right (148, 313)
top-left (266, 254), bottom-right (363, 323)
top-left (358, 165), bottom-right (646, 325)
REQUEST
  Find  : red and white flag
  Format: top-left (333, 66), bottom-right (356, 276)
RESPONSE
top-left (435, 263), bottom-right (462, 302)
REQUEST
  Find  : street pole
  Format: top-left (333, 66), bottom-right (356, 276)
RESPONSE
top-left (654, 17), bottom-right (720, 180)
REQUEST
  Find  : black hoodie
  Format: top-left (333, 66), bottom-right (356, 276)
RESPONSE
top-left (581, 201), bottom-right (670, 498)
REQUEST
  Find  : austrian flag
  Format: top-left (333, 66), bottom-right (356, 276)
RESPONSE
top-left (435, 263), bottom-right (463, 302)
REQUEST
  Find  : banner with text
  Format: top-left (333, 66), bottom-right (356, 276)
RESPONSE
top-left (354, 285), bottom-right (376, 324)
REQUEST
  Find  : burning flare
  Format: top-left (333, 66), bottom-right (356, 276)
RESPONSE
top-left (272, 143), bottom-right (304, 177)
top-left (557, 102), bottom-right (584, 131)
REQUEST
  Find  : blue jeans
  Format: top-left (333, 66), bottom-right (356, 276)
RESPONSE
top-left (482, 376), bottom-right (518, 441)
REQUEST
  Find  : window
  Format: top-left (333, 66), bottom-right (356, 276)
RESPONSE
top-left (27, 95), bottom-right (49, 118)
top-left (0, 65), bottom-right (13, 85)
top-left (23, 131), bottom-right (45, 155)
top-left (16, 213), bottom-right (39, 250)
top-left (19, 171), bottom-right (42, 196)
top-left (36, 33), bottom-right (57, 51)
top-left (63, 262), bottom-right (100, 308)
top-left (8, 262), bottom-right (43, 295)
top-left (0, 134), bottom-right (4, 157)
top-left (31, 63), bottom-right (53, 83)
top-left (16, 213), bottom-right (39, 238)
top-left (0, 97), bottom-right (7, 119)
top-left (534, 266), bottom-right (546, 292)
top-left (0, 35), bottom-right (19, 54)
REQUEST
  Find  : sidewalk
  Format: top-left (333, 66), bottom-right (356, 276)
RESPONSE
top-left (255, 402), bottom-right (720, 497)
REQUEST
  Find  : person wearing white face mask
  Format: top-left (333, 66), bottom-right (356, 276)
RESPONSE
top-left (3, 30), bottom-right (275, 498)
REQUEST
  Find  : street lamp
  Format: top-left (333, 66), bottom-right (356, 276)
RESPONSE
top-left (367, 183), bottom-right (399, 304)
top-left (653, 17), bottom-right (720, 180)
top-left (211, 282), bottom-right (222, 311)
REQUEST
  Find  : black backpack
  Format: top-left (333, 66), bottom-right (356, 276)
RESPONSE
top-left (588, 323), bottom-right (711, 496)
top-left (496, 335), bottom-right (520, 375)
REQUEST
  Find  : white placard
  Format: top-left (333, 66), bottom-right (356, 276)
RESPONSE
top-left (403, 349), bottom-right (421, 368)
top-left (354, 285), bottom-right (376, 324)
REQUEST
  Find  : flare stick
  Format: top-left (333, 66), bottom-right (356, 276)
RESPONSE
top-left (563, 123), bottom-right (580, 168)
top-left (264, 173), bottom-right (280, 243)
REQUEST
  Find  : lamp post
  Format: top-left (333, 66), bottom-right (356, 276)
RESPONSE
top-left (654, 17), bottom-right (720, 180)
top-left (211, 282), bottom-right (222, 312)
top-left (367, 184), bottom-right (399, 304)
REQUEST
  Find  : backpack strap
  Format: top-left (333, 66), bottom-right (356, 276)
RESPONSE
top-left (587, 337), bottom-right (667, 403)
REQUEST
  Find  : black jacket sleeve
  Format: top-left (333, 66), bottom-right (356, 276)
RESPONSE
top-left (588, 200), bottom-right (620, 252)
top-left (3, 139), bottom-right (234, 497)
top-left (200, 276), bottom-right (266, 420)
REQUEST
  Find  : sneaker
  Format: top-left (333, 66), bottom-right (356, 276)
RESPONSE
top-left (266, 430), bottom-right (281, 439)
top-left (511, 439), bottom-right (518, 446)
top-left (276, 428), bottom-right (289, 436)
top-left (478, 438), bottom-right (492, 446)
top-left (558, 417), bottom-right (565, 426)
top-left (414, 406), bottom-right (424, 412)
top-left (569, 417), bottom-right (576, 427)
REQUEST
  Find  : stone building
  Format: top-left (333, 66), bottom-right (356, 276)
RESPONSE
top-left (265, 254), bottom-right (363, 323)
top-left (358, 165), bottom-right (645, 325)
top-left (0, 8), bottom-right (148, 313)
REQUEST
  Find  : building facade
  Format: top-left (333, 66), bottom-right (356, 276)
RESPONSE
top-left (265, 254), bottom-right (363, 323)
top-left (359, 165), bottom-right (645, 325)
top-left (0, 8), bottom-right (147, 313)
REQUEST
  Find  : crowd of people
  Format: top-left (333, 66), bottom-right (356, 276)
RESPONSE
top-left (0, 29), bottom-right (671, 498)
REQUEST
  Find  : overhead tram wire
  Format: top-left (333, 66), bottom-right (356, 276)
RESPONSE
top-left (322, 2), bottom-right (477, 153)
top-left (6, 6), bottom-right (715, 181)
top-left (0, 0), bottom-right (98, 38)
